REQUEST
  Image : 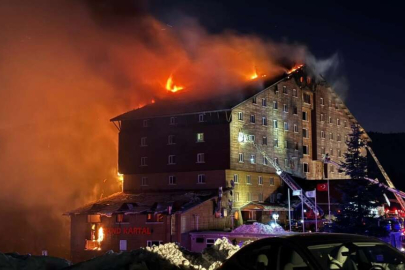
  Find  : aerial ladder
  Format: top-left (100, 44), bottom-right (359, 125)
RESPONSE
top-left (239, 132), bottom-right (324, 215)
top-left (322, 146), bottom-right (405, 212)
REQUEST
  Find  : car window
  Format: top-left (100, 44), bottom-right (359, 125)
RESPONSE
top-left (237, 243), bottom-right (279, 270)
top-left (279, 245), bottom-right (309, 270)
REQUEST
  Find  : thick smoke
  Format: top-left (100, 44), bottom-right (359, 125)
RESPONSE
top-left (0, 0), bottom-right (334, 258)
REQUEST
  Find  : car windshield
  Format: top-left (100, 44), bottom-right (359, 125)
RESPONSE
top-left (307, 242), bottom-right (405, 270)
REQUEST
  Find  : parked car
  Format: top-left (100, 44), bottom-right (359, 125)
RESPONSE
top-left (219, 233), bottom-right (405, 270)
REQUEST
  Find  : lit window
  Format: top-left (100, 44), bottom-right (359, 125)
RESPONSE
top-left (233, 174), bottom-right (239, 184)
top-left (238, 153), bottom-right (244, 163)
top-left (294, 124), bottom-right (298, 133)
top-left (302, 128), bottom-right (308, 138)
top-left (197, 153), bottom-right (205, 163)
top-left (303, 163), bottom-right (310, 173)
top-left (141, 157), bottom-right (147, 166)
top-left (169, 176), bottom-right (176, 185)
top-left (258, 176), bottom-right (263, 185)
top-left (293, 106), bottom-right (298, 115)
top-left (274, 139), bottom-right (279, 148)
top-left (143, 119), bottom-right (149, 127)
top-left (168, 135), bottom-right (175, 145)
top-left (321, 131), bottom-right (325, 139)
top-left (147, 214), bottom-right (163, 222)
top-left (273, 101), bottom-right (278, 110)
top-left (250, 115), bottom-right (255, 123)
top-left (141, 177), bottom-right (148, 186)
top-left (262, 136), bottom-right (267, 145)
top-left (283, 104), bottom-right (288, 113)
top-left (170, 117), bottom-right (177, 125)
top-left (270, 178), bottom-right (275, 186)
top-left (273, 120), bottom-right (278, 129)
top-left (262, 117), bottom-right (267, 126)
top-left (141, 137), bottom-right (147, 147)
top-left (197, 133), bottom-right (204, 142)
top-left (262, 98), bottom-right (267, 106)
top-left (302, 111), bottom-right (308, 121)
top-left (283, 86), bottom-right (287, 95)
top-left (199, 114), bottom-right (205, 122)
top-left (238, 112), bottom-right (243, 121)
top-left (252, 96), bottom-right (257, 104)
top-left (293, 89), bottom-right (297, 97)
top-left (250, 154), bottom-right (256, 164)
top-left (246, 175), bottom-right (251, 185)
top-left (197, 174), bottom-right (206, 184)
top-left (320, 97), bottom-right (324, 106)
top-left (303, 145), bottom-right (309, 155)
top-left (284, 122), bottom-right (289, 131)
top-left (168, 155), bottom-right (176, 165)
top-left (303, 93), bottom-right (311, 104)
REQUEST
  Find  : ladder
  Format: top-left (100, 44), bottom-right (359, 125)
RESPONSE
top-left (252, 140), bottom-right (324, 215)
top-left (323, 152), bottom-right (405, 211)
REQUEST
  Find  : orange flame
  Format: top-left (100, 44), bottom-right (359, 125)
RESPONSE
top-left (287, 64), bottom-right (304, 74)
top-left (117, 172), bottom-right (123, 182)
top-left (98, 227), bottom-right (104, 243)
top-left (250, 71), bottom-right (258, 80)
top-left (166, 75), bottom-right (184, 92)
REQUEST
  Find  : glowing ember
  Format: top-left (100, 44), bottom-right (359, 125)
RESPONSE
top-left (166, 75), bottom-right (184, 92)
top-left (250, 72), bottom-right (258, 80)
top-left (287, 64), bottom-right (304, 74)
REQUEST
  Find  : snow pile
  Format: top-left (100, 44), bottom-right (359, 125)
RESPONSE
top-left (201, 238), bottom-right (241, 269)
top-left (0, 252), bottom-right (71, 270)
top-left (232, 222), bottom-right (286, 234)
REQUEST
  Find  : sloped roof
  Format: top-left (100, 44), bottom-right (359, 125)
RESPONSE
top-left (65, 190), bottom-right (217, 216)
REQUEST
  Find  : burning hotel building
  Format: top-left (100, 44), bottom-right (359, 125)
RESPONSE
top-left (66, 66), bottom-right (367, 262)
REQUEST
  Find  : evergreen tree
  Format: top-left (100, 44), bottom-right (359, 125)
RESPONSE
top-left (335, 124), bottom-right (385, 233)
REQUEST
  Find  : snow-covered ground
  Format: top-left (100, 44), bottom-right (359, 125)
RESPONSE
top-left (232, 222), bottom-right (287, 234)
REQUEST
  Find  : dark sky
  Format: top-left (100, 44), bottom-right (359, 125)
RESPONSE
top-left (149, 0), bottom-right (405, 133)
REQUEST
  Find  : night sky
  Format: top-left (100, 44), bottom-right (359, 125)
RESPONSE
top-left (150, 0), bottom-right (405, 133)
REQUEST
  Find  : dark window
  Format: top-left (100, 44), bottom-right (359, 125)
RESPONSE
top-left (252, 96), bottom-right (257, 104)
top-left (302, 111), bottom-right (308, 121)
top-left (303, 93), bottom-right (311, 104)
top-left (262, 98), bottom-right (266, 106)
top-left (250, 115), bottom-right (256, 123)
top-left (196, 238), bottom-right (204, 243)
top-left (293, 106), bottom-right (298, 115)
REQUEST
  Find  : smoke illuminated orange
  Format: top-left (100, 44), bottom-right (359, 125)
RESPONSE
top-left (166, 75), bottom-right (184, 92)
top-left (287, 64), bottom-right (304, 74)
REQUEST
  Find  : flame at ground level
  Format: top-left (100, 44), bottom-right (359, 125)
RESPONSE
top-left (98, 227), bottom-right (104, 243)
top-left (166, 75), bottom-right (184, 93)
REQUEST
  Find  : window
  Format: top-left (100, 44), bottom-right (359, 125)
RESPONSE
top-left (238, 153), bottom-right (244, 163)
top-left (170, 117), bottom-right (177, 125)
top-left (344, 120), bottom-right (348, 128)
top-left (141, 177), bottom-right (148, 186)
top-left (199, 114), bottom-right (205, 122)
top-left (168, 155), bottom-right (176, 165)
top-left (293, 89), bottom-right (297, 97)
top-left (337, 118), bottom-right (341, 126)
top-left (285, 158), bottom-right (289, 168)
top-left (116, 214), bottom-right (129, 223)
top-left (321, 147), bottom-right (325, 155)
top-left (269, 178), bottom-right (275, 186)
top-left (197, 174), bottom-right (206, 184)
top-left (321, 131), bottom-right (325, 139)
top-left (141, 137), bottom-right (147, 147)
top-left (283, 86), bottom-right (287, 94)
top-left (197, 153), bottom-right (205, 163)
top-left (338, 149), bottom-right (342, 157)
top-left (246, 175), bottom-right (251, 185)
top-left (293, 106), bottom-right (298, 115)
top-left (263, 156), bottom-right (268, 165)
top-left (168, 135), bottom-right (175, 145)
top-left (329, 116), bottom-right (332, 124)
top-left (237, 112), bottom-right (243, 121)
top-left (147, 240), bottom-right (163, 247)
top-left (143, 119), bottom-right (149, 127)
top-left (247, 192), bottom-right (252, 201)
top-left (303, 93), bottom-right (311, 104)
top-left (234, 192), bottom-right (240, 202)
top-left (197, 133), bottom-right (204, 142)
top-left (252, 96), bottom-right (257, 104)
top-left (147, 213), bottom-right (164, 223)
top-left (87, 214), bottom-right (101, 223)
top-left (275, 85), bottom-right (279, 95)
top-left (273, 120), bottom-right (278, 129)
top-left (337, 134), bottom-right (341, 141)
top-left (262, 117), bottom-right (267, 126)
top-left (248, 135), bottom-right (255, 142)
top-left (302, 128), bottom-right (308, 138)
top-left (250, 114), bottom-right (255, 123)
top-left (283, 104), bottom-right (288, 113)
top-left (119, 240), bottom-right (127, 251)
top-left (141, 157), bottom-right (147, 166)
top-left (262, 98), bottom-right (267, 106)
top-left (258, 176), bottom-right (263, 185)
top-left (258, 193), bottom-right (263, 202)
top-left (303, 145), bottom-right (309, 155)
top-left (330, 148), bottom-right (334, 156)
top-left (274, 139), bottom-right (279, 148)
top-left (320, 97), bottom-right (324, 106)
top-left (329, 133), bottom-right (334, 140)
top-left (206, 239), bottom-right (215, 248)
top-left (250, 154), bottom-right (256, 164)
top-left (284, 122), bottom-right (289, 131)
top-left (273, 101), bottom-right (278, 110)
top-left (233, 174), bottom-right (239, 184)
top-left (295, 142), bottom-right (299, 151)
top-left (302, 111), bottom-right (308, 121)
top-left (262, 136), bottom-right (267, 145)
top-left (320, 114), bottom-right (325, 122)
top-left (303, 163), bottom-right (310, 173)
top-left (294, 124), bottom-right (298, 133)
top-left (274, 157), bottom-right (279, 165)
top-left (169, 175), bottom-right (176, 185)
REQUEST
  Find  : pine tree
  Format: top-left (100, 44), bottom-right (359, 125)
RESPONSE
top-left (335, 124), bottom-right (385, 233)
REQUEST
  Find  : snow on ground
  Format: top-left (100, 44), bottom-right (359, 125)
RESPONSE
top-left (232, 222), bottom-right (287, 234)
